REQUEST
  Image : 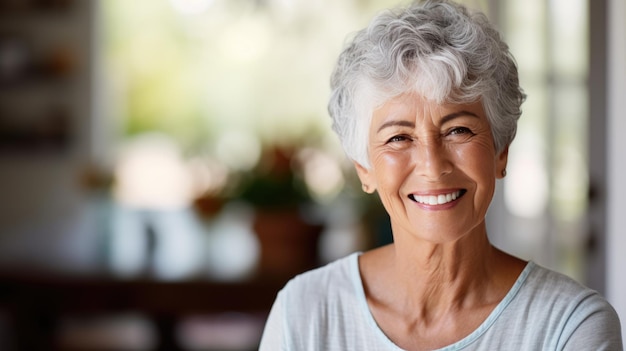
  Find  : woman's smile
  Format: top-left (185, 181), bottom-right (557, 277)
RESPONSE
top-left (408, 189), bottom-right (466, 208)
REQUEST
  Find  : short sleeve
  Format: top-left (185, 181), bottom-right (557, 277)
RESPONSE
top-left (560, 294), bottom-right (623, 350)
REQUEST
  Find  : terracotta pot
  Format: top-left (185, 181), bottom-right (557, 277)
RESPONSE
top-left (253, 209), bottom-right (323, 278)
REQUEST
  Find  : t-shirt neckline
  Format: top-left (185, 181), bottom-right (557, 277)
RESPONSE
top-left (348, 252), bottom-right (535, 351)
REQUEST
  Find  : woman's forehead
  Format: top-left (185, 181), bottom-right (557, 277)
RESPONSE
top-left (373, 94), bottom-right (485, 121)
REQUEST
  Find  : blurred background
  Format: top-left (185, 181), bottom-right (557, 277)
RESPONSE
top-left (0, 0), bottom-right (623, 349)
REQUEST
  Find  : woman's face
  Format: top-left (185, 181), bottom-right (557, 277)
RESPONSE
top-left (355, 93), bottom-right (508, 244)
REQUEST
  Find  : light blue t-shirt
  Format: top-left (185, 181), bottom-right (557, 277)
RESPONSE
top-left (259, 252), bottom-right (622, 350)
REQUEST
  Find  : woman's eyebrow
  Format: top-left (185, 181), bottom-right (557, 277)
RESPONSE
top-left (376, 110), bottom-right (479, 133)
top-left (440, 110), bottom-right (480, 124)
top-left (377, 120), bottom-right (415, 132)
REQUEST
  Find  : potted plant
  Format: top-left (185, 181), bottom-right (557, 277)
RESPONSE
top-left (236, 145), bottom-right (323, 278)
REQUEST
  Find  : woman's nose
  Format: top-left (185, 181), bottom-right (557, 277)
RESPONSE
top-left (415, 142), bottom-right (453, 179)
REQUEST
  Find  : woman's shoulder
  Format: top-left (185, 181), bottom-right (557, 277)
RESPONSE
top-left (524, 262), bottom-right (604, 300)
top-left (259, 252), bottom-right (374, 350)
top-left (280, 252), bottom-right (361, 301)
top-left (499, 262), bottom-right (623, 349)
top-left (515, 262), bottom-right (618, 321)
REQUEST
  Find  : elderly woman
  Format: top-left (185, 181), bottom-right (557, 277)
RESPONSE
top-left (259, 0), bottom-right (622, 350)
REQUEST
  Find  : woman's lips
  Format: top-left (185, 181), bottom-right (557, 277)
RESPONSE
top-left (408, 189), bottom-right (467, 205)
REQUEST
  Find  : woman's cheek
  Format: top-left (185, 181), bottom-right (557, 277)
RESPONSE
top-left (453, 141), bottom-right (494, 166)
top-left (375, 150), bottom-right (410, 172)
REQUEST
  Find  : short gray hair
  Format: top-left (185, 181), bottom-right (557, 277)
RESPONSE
top-left (328, 0), bottom-right (525, 168)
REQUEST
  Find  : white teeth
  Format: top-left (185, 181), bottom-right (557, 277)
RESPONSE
top-left (413, 191), bottom-right (462, 205)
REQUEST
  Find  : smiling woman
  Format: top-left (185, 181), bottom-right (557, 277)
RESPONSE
top-left (259, 1), bottom-right (622, 350)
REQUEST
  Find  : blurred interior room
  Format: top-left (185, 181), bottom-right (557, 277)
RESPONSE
top-left (0, 0), bottom-right (623, 349)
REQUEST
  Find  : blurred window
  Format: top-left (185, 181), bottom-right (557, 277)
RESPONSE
top-left (99, 0), bottom-right (590, 282)
top-left (497, 0), bottom-right (589, 281)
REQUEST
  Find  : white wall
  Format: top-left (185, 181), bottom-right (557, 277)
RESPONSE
top-left (607, 0), bottom-right (626, 338)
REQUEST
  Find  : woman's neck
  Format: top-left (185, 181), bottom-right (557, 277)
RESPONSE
top-left (359, 223), bottom-right (527, 350)
top-left (371, 222), bottom-right (509, 318)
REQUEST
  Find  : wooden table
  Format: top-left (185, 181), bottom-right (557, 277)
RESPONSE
top-left (0, 271), bottom-right (288, 350)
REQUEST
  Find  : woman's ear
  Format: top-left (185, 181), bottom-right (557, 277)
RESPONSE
top-left (496, 145), bottom-right (509, 179)
top-left (354, 161), bottom-right (377, 193)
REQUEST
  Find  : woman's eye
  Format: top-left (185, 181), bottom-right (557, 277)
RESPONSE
top-left (448, 127), bottom-right (472, 136)
top-left (387, 135), bottom-right (409, 143)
